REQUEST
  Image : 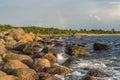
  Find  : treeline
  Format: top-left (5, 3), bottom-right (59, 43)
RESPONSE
top-left (0, 24), bottom-right (120, 35)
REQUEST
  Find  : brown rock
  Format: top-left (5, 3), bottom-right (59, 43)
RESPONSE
top-left (19, 33), bottom-right (34, 43)
top-left (0, 42), bottom-right (7, 55)
top-left (0, 75), bottom-right (19, 80)
top-left (82, 75), bottom-right (96, 80)
top-left (87, 69), bottom-right (110, 77)
top-left (3, 60), bottom-right (29, 69)
top-left (9, 68), bottom-right (38, 80)
top-left (0, 70), bottom-right (7, 78)
top-left (41, 46), bottom-right (58, 56)
top-left (38, 72), bottom-right (59, 80)
top-left (4, 53), bottom-right (33, 63)
top-left (72, 46), bottom-right (90, 56)
top-left (46, 65), bottom-right (71, 76)
top-left (33, 58), bottom-right (51, 72)
top-left (8, 28), bottom-right (25, 41)
top-left (62, 58), bottom-right (73, 67)
top-left (43, 53), bottom-right (58, 65)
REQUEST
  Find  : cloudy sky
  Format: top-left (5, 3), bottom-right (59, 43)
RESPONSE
top-left (0, 0), bottom-right (120, 30)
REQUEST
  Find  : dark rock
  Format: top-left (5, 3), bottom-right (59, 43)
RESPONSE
top-left (87, 69), bottom-right (110, 77)
top-left (93, 43), bottom-right (112, 50)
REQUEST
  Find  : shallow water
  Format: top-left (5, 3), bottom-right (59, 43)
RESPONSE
top-left (56, 36), bottom-right (120, 80)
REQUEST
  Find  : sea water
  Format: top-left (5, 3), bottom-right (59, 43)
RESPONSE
top-left (56, 36), bottom-right (120, 80)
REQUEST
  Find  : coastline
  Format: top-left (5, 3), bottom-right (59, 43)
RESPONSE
top-left (38, 33), bottom-right (120, 37)
top-left (74, 33), bottom-right (120, 36)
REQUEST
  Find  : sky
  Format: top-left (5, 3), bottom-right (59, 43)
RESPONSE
top-left (0, 0), bottom-right (120, 30)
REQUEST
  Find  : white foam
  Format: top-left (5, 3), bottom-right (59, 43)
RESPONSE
top-left (70, 59), bottom-right (107, 69)
top-left (57, 52), bottom-right (68, 64)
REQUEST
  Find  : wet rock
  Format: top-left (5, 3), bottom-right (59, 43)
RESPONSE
top-left (43, 53), bottom-right (58, 65)
top-left (23, 42), bottom-right (43, 54)
top-left (72, 46), bottom-right (90, 56)
top-left (42, 46), bottom-right (58, 56)
top-left (68, 78), bottom-right (77, 80)
top-left (65, 45), bottom-right (90, 56)
top-left (33, 58), bottom-right (51, 72)
top-left (0, 75), bottom-right (19, 80)
top-left (13, 42), bottom-right (26, 51)
top-left (46, 65), bottom-right (71, 76)
top-left (93, 43), bottom-right (112, 50)
top-left (8, 68), bottom-right (38, 80)
top-left (38, 72), bottom-right (59, 80)
top-left (62, 57), bottom-right (73, 67)
top-left (3, 60), bottom-right (29, 69)
top-left (82, 75), bottom-right (96, 80)
top-left (87, 69), bottom-right (110, 77)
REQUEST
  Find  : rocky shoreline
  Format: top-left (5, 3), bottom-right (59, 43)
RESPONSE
top-left (0, 28), bottom-right (112, 80)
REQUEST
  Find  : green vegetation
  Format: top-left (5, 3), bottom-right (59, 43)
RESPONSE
top-left (0, 24), bottom-right (120, 36)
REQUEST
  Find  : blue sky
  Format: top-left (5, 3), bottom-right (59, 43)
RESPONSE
top-left (0, 0), bottom-right (120, 30)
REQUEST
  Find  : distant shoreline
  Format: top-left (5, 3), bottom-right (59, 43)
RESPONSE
top-left (38, 33), bottom-right (120, 37)
top-left (74, 33), bottom-right (120, 36)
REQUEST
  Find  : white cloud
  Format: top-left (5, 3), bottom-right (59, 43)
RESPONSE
top-left (89, 14), bottom-right (101, 21)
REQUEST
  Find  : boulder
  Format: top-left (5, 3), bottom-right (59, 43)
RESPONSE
top-left (38, 72), bottom-right (59, 80)
top-left (7, 28), bottom-right (35, 43)
top-left (23, 42), bottom-right (43, 54)
top-left (93, 43), bottom-right (111, 50)
top-left (62, 58), bottom-right (73, 67)
top-left (0, 42), bottom-right (7, 55)
top-left (33, 58), bottom-right (51, 72)
top-left (3, 53), bottom-right (33, 68)
top-left (72, 46), bottom-right (90, 56)
top-left (46, 65), bottom-right (71, 76)
top-left (82, 75), bottom-right (96, 80)
top-left (13, 42), bottom-right (26, 51)
top-left (0, 70), bottom-right (7, 78)
top-left (87, 69), bottom-right (110, 77)
top-left (8, 28), bottom-right (25, 41)
top-left (42, 46), bottom-right (58, 56)
top-left (8, 68), bottom-right (38, 80)
top-left (43, 53), bottom-right (58, 65)
top-left (4, 53), bottom-right (33, 63)
top-left (3, 60), bottom-right (29, 69)
top-left (65, 45), bottom-right (90, 56)
top-left (19, 33), bottom-right (34, 43)
top-left (0, 75), bottom-right (19, 80)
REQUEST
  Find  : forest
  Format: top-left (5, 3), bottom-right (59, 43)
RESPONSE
top-left (0, 24), bottom-right (120, 36)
